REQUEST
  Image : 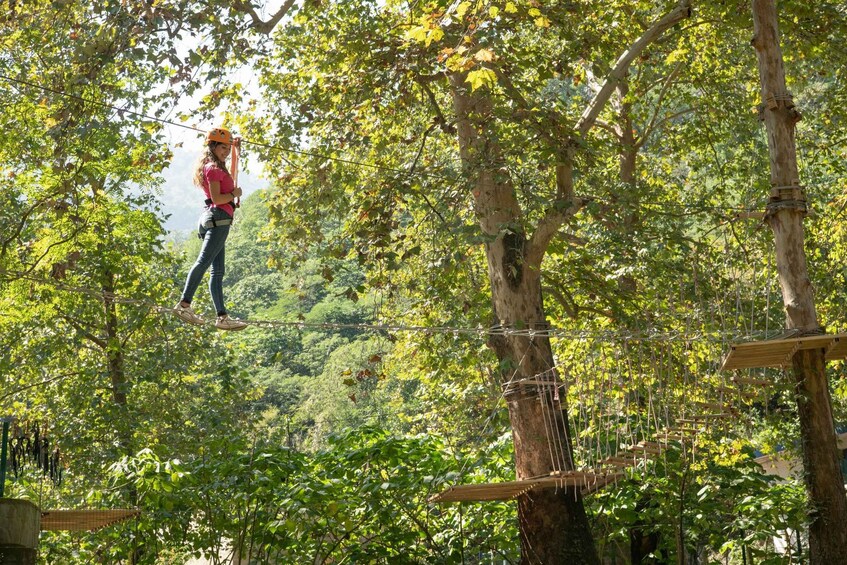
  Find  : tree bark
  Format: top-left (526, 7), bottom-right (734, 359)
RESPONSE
top-left (103, 271), bottom-right (128, 408)
top-left (451, 76), bottom-right (599, 565)
top-left (750, 2), bottom-right (847, 562)
top-left (445, 5), bottom-right (693, 562)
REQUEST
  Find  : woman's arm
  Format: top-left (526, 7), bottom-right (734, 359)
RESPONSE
top-left (208, 180), bottom-right (240, 205)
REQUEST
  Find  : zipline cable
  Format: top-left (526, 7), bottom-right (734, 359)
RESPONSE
top-left (1, 73), bottom-right (785, 218)
top-left (0, 73), bottom-right (456, 181)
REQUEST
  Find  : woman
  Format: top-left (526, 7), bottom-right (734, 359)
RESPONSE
top-left (173, 127), bottom-right (248, 331)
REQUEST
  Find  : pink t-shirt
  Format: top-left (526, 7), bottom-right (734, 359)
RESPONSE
top-left (202, 162), bottom-right (235, 217)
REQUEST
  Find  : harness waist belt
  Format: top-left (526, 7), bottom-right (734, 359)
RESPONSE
top-left (205, 198), bottom-right (235, 206)
top-left (202, 217), bottom-right (233, 229)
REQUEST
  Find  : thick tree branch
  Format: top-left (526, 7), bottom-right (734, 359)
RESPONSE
top-left (526, 139), bottom-right (584, 269)
top-left (59, 312), bottom-right (107, 349)
top-left (0, 371), bottom-right (83, 402)
top-left (526, 196), bottom-right (588, 269)
top-left (231, 0), bottom-right (297, 34)
top-left (528, 2), bottom-right (690, 269)
top-left (494, 66), bottom-right (566, 145)
top-left (593, 118), bottom-right (623, 141)
top-left (575, 0), bottom-right (691, 137)
top-left (415, 79), bottom-right (455, 134)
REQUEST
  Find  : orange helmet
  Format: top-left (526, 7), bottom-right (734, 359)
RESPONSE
top-left (206, 127), bottom-right (233, 145)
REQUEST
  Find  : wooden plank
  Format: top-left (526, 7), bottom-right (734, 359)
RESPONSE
top-left (41, 509), bottom-right (140, 532)
top-left (826, 338), bottom-right (847, 361)
top-left (667, 427), bottom-right (700, 435)
top-left (695, 401), bottom-right (726, 411)
top-left (549, 470), bottom-right (606, 478)
top-left (602, 455), bottom-right (645, 467)
top-left (581, 473), bottom-right (625, 496)
top-left (731, 376), bottom-right (773, 387)
top-left (721, 334), bottom-right (847, 370)
top-left (655, 433), bottom-right (688, 441)
top-left (640, 440), bottom-right (667, 449)
top-left (635, 441), bottom-right (665, 454)
top-left (429, 473), bottom-right (625, 503)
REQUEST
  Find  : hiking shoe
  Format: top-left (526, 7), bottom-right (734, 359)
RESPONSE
top-left (173, 302), bottom-right (204, 326)
top-left (215, 315), bottom-right (248, 331)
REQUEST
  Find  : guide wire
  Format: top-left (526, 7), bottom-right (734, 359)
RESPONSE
top-left (6, 274), bottom-right (779, 342)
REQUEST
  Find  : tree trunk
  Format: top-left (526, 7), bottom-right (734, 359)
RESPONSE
top-left (750, 2), bottom-right (847, 562)
top-left (451, 76), bottom-right (599, 565)
top-left (103, 271), bottom-right (128, 408)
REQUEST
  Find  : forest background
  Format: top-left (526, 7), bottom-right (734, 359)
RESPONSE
top-left (2, 0), bottom-right (847, 563)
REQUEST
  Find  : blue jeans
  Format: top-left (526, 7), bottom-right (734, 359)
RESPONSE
top-left (180, 208), bottom-right (231, 315)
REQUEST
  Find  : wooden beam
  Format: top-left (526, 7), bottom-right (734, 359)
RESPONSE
top-left (721, 333), bottom-right (847, 370)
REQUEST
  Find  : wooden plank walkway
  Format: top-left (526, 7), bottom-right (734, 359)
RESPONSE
top-left (721, 333), bottom-right (847, 370)
top-left (429, 471), bottom-right (624, 503)
top-left (40, 509), bottom-right (140, 531)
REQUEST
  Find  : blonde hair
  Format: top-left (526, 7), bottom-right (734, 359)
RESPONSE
top-left (193, 142), bottom-right (229, 187)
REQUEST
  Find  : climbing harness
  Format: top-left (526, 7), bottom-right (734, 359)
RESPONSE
top-left (199, 210), bottom-right (233, 230)
top-left (196, 128), bottom-right (240, 235)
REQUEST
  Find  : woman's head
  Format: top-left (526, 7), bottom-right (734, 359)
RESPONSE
top-left (194, 127), bottom-right (233, 187)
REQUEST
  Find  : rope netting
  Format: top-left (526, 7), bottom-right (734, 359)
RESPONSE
top-left (438, 331), bottom-right (808, 502)
top-left (0, 420), bottom-right (139, 532)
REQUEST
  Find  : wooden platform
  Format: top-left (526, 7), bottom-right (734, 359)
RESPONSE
top-left (429, 471), bottom-right (624, 503)
top-left (40, 509), bottom-right (140, 531)
top-left (720, 333), bottom-right (847, 370)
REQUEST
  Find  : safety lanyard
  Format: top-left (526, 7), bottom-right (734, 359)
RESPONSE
top-left (230, 144), bottom-right (240, 208)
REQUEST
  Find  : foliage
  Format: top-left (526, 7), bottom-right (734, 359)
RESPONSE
top-left (90, 426), bottom-right (518, 564)
top-left (3, 0), bottom-right (847, 563)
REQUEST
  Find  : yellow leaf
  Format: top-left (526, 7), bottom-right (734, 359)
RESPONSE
top-left (505, 1), bottom-right (518, 13)
top-left (425, 27), bottom-right (444, 47)
top-left (437, 47), bottom-right (455, 63)
top-left (404, 25), bottom-right (428, 43)
top-left (474, 48), bottom-right (495, 62)
top-left (456, 1), bottom-right (471, 18)
top-left (528, 7), bottom-right (541, 16)
top-left (489, 6), bottom-right (499, 18)
top-left (535, 16), bottom-right (550, 28)
top-left (666, 47), bottom-right (689, 64)
top-left (466, 68), bottom-right (497, 91)
top-left (445, 53), bottom-right (466, 72)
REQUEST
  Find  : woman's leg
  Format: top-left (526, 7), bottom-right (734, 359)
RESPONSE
top-left (180, 224), bottom-right (230, 306)
top-left (209, 236), bottom-right (228, 315)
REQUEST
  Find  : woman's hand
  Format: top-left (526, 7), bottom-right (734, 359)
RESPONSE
top-left (233, 186), bottom-right (243, 198)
